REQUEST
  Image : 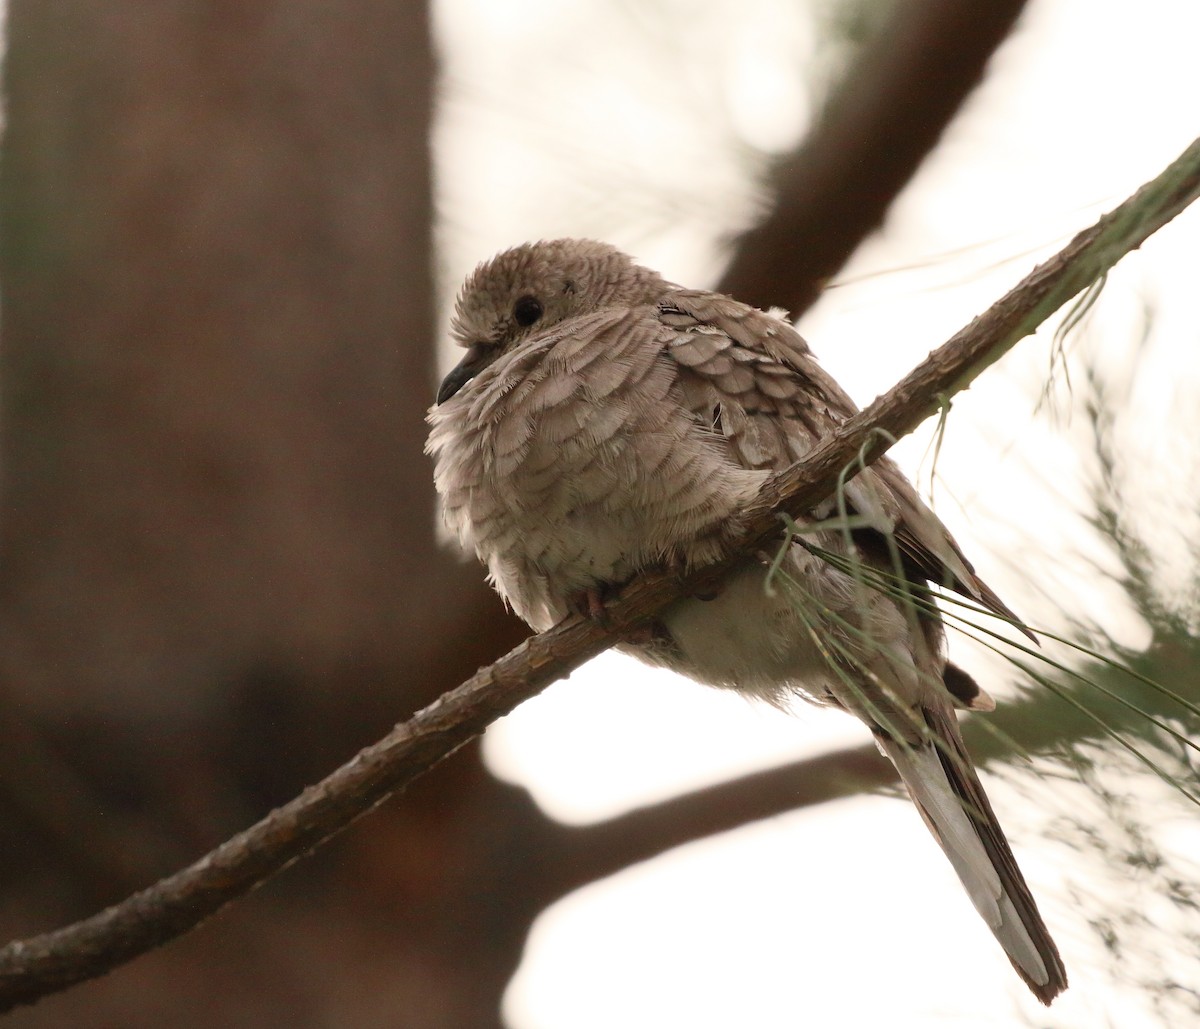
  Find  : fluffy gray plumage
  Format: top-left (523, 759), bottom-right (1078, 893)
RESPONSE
top-left (426, 238), bottom-right (1067, 1004)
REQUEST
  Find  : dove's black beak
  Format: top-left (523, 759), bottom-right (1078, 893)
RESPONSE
top-left (436, 344), bottom-right (493, 405)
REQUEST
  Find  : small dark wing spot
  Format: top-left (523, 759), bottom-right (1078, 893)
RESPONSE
top-left (944, 663), bottom-right (984, 707)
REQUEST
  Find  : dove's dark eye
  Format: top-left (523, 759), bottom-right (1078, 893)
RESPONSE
top-left (513, 295), bottom-right (543, 327)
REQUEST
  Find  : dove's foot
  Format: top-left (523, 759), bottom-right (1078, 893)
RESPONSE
top-left (569, 585), bottom-right (610, 622)
top-left (569, 584), bottom-right (667, 646)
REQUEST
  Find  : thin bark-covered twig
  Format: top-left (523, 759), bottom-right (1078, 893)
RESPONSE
top-left (1, 136), bottom-right (1198, 1014)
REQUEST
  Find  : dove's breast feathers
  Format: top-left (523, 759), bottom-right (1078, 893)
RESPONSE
top-left (427, 294), bottom-right (907, 706)
top-left (427, 304), bottom-right (770, 632)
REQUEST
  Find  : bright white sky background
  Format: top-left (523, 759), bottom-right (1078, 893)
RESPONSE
top-left (434, 1), bottom-right (1200, 1025)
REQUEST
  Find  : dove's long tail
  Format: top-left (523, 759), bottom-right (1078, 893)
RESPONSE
top-left (876, 700), bottom-right (1068, 1005)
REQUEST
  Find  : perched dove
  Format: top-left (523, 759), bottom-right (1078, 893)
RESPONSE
top-left (427, 238), bottom-right (1067, 1004)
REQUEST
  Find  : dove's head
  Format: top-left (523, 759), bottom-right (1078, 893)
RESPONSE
top-left (436, 238), bottom-right (667, 404)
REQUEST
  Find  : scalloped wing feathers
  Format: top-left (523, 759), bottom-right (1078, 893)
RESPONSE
top-left (659, 289), bottom-right (1030, 635)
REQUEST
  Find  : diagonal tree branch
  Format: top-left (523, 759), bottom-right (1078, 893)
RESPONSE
top-left (1, 136), bottom-right (1198, 1014)
top-left (718, 0), bottom-right (1032, 315)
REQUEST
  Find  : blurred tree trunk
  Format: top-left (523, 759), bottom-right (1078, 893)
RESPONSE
top-left (0, 2), bottom-right (530, 1025)
top-left (0, 0), bottom-right (457, 754)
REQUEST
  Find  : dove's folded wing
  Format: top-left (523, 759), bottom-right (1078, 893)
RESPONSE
top-left (658, 290), bottom-right (1033, 640)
